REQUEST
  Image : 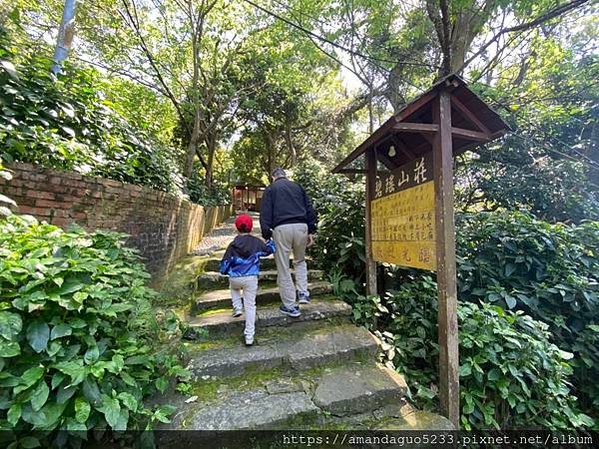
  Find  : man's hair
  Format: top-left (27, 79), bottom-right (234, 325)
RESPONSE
top-left (271, 167), bottom-right (286, 179)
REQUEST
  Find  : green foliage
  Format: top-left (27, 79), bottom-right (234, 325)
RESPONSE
top-left (186, 161), bottom-right (231, 206)
top-left (373, 278), bottom-right (593, 430)
top-left (457, 34), bottom-right (598, 223)
top-left (456, 211), bottom-right (598, 325)
top-left (294, 158), bottom-right (366, 285)
top-left (0, 215), bottom-right (188, 445)
top-left (455, 211), bottom-right (599, 414)
top-left (0, 28), bottom-right (182, 194)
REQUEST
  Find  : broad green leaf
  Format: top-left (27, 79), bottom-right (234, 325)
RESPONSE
top-left (53, 361), bottom-right (86, 386)
top-left (50, 323), bottom-right (72, 340)
top-left (153, 405), bottom-right (175, 424)
top-left (504, 295), bottom-right (517, 310)
top-left (26, 321), bottom-right (49, 353)
top-left (459, 364), bottom-right (472, 377)
top-left (82, 378), bottom-right (101, 405)
top-left (7, 402), bottom-right (21, 426)
top-left (0, 311), bottom-right (22, 339)
top-left (17, 366), bottom-right (44, 392)
top-left (487, 368), bottom-right (501, 381)
top-left (24, 401), bottom-right (66, 429)
top-left (66, 418), bottom-right (88, 432)
top-left (0, 373), bottom-right (19, 387)
top-left (97, 396), bottom-right (121, 428)
top-left (57, 279), bottom-right (85, 296)
top-left (84, 346), bottom-right (100, 364)
top-left (46, 341), bottom-right (61, 357)
top-left (51, 372), bottom-right (65, 390)
top-left (0, 340), bottom-right (20, 357)
top-left (31, 380), bottom-right (50, 412)
top-left (155, 376), bottom-right (168, 393)
top-left (114, 408), bottom-right (129, 431)
top-left (505, 263), bottom-right (516, 277)
top-left (75, 397), bottom-right (91, 423)
top-left (118, 392), bottom-right (138, 412)
top-left (56, 384), bottom-right (77, 404)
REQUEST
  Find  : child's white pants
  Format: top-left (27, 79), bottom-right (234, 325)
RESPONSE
top-left (229, 275), bottom-right (258, 339)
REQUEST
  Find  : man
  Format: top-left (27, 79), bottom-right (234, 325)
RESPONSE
top-left (260, 167), bottom-right (317, 318)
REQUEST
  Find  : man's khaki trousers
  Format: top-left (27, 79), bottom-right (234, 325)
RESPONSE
top-left (273, 223), bottom-right (309, 309)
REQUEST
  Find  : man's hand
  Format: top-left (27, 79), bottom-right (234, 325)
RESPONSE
top-left (306, 234), bottom-right (315, 248)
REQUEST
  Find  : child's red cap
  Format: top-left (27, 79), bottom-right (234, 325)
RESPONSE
top-left (235, 214), bottom-right (253, 232)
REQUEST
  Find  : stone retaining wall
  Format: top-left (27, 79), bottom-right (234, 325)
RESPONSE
top-left (0, 162), bottom-right (233, 286)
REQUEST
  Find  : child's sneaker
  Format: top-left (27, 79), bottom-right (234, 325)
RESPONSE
top-left (297, 291), bottom-right (310, 304)
top-left (232, 308), bottom-right (243, 318)
top-left (279, 305), bottom-right (301, 318)
top-left (245, 336), bottom-right (254, 346)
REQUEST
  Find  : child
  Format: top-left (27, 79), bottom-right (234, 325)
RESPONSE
top-left (220, 214), bottom-right (275, 346)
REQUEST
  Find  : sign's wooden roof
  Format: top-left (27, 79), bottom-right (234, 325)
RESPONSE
top-left (332, 75), bottom-right (510, 173)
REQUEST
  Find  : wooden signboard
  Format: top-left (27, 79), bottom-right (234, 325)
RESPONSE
top-left (371, 153), bottom-right (436, 271)
top-left (332, 75), bottom-right (510, 429)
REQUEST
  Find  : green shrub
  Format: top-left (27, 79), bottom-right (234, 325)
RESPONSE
top-left (380, 210), bottom-right (599, 416)
top-left (456, 211), bottom-right (598, 330)
top-left (0, 28), bottom-right (182, 194)
top-left (375, 278), bottom-right (594, 430)
top-left (0, 215), bottom-right (187, 447)
top-left (455, 211), bottom-right (599, 414)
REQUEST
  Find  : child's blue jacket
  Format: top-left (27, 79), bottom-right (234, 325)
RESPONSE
top-left (219, 234), bottom-right (276, 277)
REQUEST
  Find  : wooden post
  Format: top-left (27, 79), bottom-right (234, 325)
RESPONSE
top-left (364, 147), bottom-right (378, 296)
top-left (433, 89), bottom-right (460, 427)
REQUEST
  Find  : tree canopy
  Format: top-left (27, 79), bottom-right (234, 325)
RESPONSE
top-left (1, 0), bottom-right (595, 215)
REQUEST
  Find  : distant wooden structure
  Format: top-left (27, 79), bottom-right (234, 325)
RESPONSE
top-left (332, 75), bottom-right (510, 427)
top-left (233, 185), bottom-right (266, 212)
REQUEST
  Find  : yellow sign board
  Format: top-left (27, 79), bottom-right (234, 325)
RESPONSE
top-left (371, 180), bottom-right (436, 271)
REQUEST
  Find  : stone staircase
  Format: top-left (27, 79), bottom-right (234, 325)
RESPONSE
top-left (160, 212), bottom-right (452, 433)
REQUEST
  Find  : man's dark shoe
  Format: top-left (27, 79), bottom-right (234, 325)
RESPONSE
top-left (279, 305), bottom-right (301, 318)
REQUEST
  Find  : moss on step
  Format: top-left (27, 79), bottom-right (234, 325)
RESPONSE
top-left (187, 360), bottom-right (368, 405)
top-left (184, 316), bottom-right (353, 352)
top-left (157, 255), bottom-right (213, 309)
top-left (197, 306), bottom-right (231, 317)
top-left (190, 366), bottom-right (286, 403)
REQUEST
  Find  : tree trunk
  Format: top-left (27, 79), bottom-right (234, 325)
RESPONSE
top-left (285, 124), bottom-right (297, 167)
top-left (205, 133), bottom-right (217, 188)
top-left (52, 0), bottom-right (77, 74)
top-left (184, 111), bottom-right (201, 179)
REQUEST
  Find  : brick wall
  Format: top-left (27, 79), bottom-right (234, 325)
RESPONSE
top-left (0, 162), bottom-right (233, 286)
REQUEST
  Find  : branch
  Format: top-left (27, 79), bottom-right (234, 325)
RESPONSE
top-left (457, 0), bottom-right (591, 74)
top-left (119, 0), bottom-right (189, 131)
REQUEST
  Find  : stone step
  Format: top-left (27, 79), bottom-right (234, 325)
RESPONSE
top-left (163, 362), bottom-right (408, 431)
top-left (185, 324), bottom-right (378, 379)
top-left (193, 281), bottom-right (333, 313)
top-left (303, 400), bottom-right (455, 431)
top-left (312, 365), bottom-right (408, 417)
top-left (170, 390), bottom-right (320, 431)
top-left (196, 269), bottom-right (324, 291)
top-left (187, 298), bottom-right (352, 335)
